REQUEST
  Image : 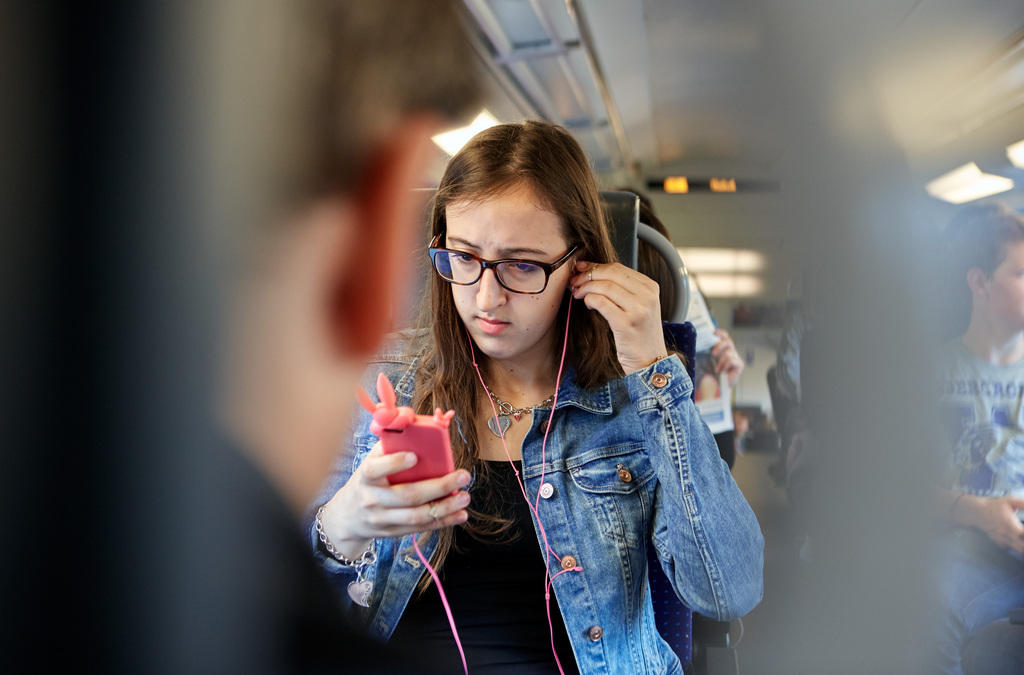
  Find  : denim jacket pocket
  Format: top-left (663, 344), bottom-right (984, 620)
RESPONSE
top-left (568, 443), bottom-right (653, 548)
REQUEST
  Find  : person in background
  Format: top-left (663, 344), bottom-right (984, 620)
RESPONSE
top-left (628, 190), bottom-right (746, 468)
top-left (930, 202), bottom-right (1024, 675)
top-left (768, 276), bottom-right (816, 493)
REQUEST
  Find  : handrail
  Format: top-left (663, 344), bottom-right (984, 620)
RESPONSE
top-left (638, 222), bottom-right (690, 323)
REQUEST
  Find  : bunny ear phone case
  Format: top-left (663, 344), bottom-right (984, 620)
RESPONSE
top-left (358, 373), bottom-right (456, 484)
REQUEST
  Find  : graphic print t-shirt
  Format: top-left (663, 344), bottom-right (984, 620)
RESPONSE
top-left (938, 340), bottom-right (1024, 497)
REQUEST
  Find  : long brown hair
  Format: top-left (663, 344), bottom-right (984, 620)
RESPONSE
top-left (409, 121), bottom-right (621, 588)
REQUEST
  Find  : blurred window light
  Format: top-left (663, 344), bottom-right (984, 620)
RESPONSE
top-left (926, 162), bottom-right (1014, 204)
top-left (432, 110), bottom-right (499, 156)
top-left (695, 274), bottom-right (763, 298)
top-left (1008, 139), bottom-right (1024, 169)
top-left (676, 247), bottom-right (765, 273)
top-left (663, 176), bottom-right (689, 194)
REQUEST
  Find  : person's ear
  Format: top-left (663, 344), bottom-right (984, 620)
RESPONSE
top-left (329, 115), bottom-right (441, 357)
top-left (966, 267), bottom-right (989, 299)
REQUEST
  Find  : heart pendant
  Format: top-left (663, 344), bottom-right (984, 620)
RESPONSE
top-left (347, 579), bottom-right (373, 607)
top-left (487, 415), bottom-right (511, 438)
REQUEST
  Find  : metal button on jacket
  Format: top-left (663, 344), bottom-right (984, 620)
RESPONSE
top-left (617, 466), bottom-right (633, 483)
top-left (539, 482), bottom-right (555, 499)
top-left (561, 555), bottom-right (577, 570)
top-left (587, 625), bottom-right (603, 641)
top-left (651, 372), bottom-right (669, 388)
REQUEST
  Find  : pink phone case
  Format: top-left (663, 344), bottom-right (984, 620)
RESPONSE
top-left (358, 373), bottom-right (456, 485)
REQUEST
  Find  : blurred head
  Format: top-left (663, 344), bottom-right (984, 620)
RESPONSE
top-left (944, 202), bottom-right (1024, 333)
top-left (215, 0), bottom-right (480, 511)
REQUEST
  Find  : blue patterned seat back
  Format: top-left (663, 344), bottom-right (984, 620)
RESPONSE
top-left (649, 321), bottom-right (698, 668)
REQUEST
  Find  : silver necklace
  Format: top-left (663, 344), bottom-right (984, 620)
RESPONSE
top-left (486, 390), bottom-right (555, 438)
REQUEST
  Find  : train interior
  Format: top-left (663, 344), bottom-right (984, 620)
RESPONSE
top-left (418, 1), bottom-right (1024, 673)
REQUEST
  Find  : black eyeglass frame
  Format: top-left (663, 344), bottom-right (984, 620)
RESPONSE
top-left (427, 234), bottom-right (579, 295)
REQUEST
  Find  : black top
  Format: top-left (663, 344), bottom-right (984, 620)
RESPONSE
top-left (389, 460), bottom-right (579, 674)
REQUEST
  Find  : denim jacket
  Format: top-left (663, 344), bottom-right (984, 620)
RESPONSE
top-left (310, 338), bottom-right (764, 674)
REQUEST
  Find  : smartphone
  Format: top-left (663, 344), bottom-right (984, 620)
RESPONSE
top-left (359, 372), bottom-right (456, 485)
top-left (379, 412), bottom-right (456, 485)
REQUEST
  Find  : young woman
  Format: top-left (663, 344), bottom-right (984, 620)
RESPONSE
top-left (311, 121), bottom-right (763, 674)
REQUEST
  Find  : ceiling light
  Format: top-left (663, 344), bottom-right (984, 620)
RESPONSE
top-left (1008, 139), bottom-right (1024, 169)
top-left (676, 247), bottom-right (765, 273)
top-left (663, 177), bottom-right (689, 194)
top-left (695, 274), bottom-right (764, 298)
top-left (431, 111), bottom-right (500, 156)
top-left (925, 162), bottom-right (1014, 204)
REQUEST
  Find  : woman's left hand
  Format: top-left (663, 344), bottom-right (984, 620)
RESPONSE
top-left (570, 260), bottom-right (667, 375)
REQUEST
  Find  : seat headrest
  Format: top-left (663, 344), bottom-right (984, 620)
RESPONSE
top-left (599, 190), bottom-right (640, 269)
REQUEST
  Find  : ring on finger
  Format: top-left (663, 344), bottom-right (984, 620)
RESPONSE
top-left (588, 268), bottom-right (593, 282)
top-left (428, 503), bottom-right (440, 521)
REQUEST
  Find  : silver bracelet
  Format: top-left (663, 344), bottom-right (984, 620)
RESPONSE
top-left (315, 505), bottom-right (376, 567)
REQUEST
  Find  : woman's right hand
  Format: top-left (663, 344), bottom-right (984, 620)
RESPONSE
top-left (319, 441), bottom-right (471, 560)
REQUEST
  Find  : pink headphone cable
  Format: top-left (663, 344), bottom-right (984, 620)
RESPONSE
top-left (411, 535), bottom-right (467, 674)
top-left (413, 297), bottom-right (579, 675)
top-left (467, 298), bottom-right (579, 675)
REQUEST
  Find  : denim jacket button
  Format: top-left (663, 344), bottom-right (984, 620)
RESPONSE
top-left (539, 482), bottom-right (555, 499)
top-left (561, 555), bottom-right (577, 570)
top-left (651, 372), bottom-right (669, 388)
top-left (617, 466), bottom-right (633, 483)
top-left (587, 625), bottom-right (603, 641)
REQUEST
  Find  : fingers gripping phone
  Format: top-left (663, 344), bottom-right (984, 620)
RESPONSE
top-left (358, 373), bottom-right (456, 485)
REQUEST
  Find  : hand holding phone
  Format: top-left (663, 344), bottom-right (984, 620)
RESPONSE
top-left (318, 380), bottom-right (466, 557)
top-left (358, 373), bottom-right (456, 485)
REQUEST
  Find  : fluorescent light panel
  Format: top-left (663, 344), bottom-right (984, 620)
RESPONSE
top-left (696, 274), bottom-right (764, 298)
top-left (1008, 139), bottom-right (1024, 169)
top-left (926, 162), bottom-right (1014, 204)
top-left (431, 111), bottom-right (499, 156)
top-left (676, 247), bottom-right (765, 273)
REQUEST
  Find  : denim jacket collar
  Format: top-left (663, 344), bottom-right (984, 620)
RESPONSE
top-left (553, 366), bottom-right (614, 416)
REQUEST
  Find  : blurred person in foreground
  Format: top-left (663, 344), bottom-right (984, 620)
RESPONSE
top-left (931, 203), bottom-right (1024, 674)
top-left (189, 1), bottom-right (480, 672)
top-left (2, 2), bottom-right (479, 672)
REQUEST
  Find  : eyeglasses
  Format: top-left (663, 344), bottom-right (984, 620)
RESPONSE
top-left (427, 234), bottom-right (578, 294)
